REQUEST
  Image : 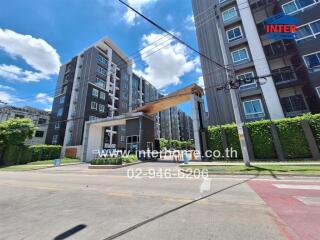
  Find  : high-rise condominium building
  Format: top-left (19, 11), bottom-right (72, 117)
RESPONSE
top-left (46, 39), bottom-right (131, 149)
top-left (46, 38), bottom-right (194, 149)
top-left (192, 0), bottom-right (320, 125)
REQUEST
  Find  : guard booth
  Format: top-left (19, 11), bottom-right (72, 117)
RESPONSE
top-left (125, 114), bottom-right (155, 153)
top-left (81, 112), bottom-right (156, 162)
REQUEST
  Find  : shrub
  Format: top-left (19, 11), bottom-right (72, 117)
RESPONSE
top-left (207, 126), bottom-right (224, 159)
top-left (28, 145), bottom-right (61, 162)
top-left (274, 116), bottom-right (311, 159)
top-left (121, 154), bottom-right (138, 163)
top-left (223, 124), bottom-right (242, 159)
top-left (91, 157), bottom-right (122, 165)
top-left (245, 120), bottom-right (276, 159)
top-left (307, 114), bottom-right (320, 150)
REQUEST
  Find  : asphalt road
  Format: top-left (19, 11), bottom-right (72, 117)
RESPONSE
top-left (0, 162), bottom-right (318, 240)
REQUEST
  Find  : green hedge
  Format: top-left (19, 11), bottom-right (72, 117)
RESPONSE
top-left (274, 117), bottom-right (311, 159)
top-left (27, 145), bottom-right (61, 162)
top-left (91, 155), bottom-right (139, 165)
top-left (0, 144), bottom-right (61, 166)
top-left (207, 124), bottom-right (241, 159)
top-left (206, 126), bottom-right (224, 157)
top-left (245, 120), bottom-right (276, 159)
top-left (206, 114), bottom-right (320, 160)
top-left (308, 114), bottom-right (320, 150)
top-left (91, 158), bottom-right (123, 165)
top-left (224, 124), bottom-right (242, 159)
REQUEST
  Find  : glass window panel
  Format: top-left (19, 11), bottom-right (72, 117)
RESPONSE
top-left (296, 25), bottom-right (312, 39)
top-left (297, 0), bottom-right (315, 8)
top-left (283, 2), bottom-right (298, 14)
top-left (310, 20), bottom-right (320, 34)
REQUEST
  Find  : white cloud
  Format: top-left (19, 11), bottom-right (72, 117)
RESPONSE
top-left (185, 15), bottom-right (195, 31)
top-left (138, 32), bottom-right (198, 89)
top-left (44, 107), bottom-right (52, 112)
top-left (35, 93), bottom-right (53, 104)
top-left (124, 0), bottom-right (158, 25)
top-left (0, 84), bottom-right (15, 91)
top-left (0, 64), bottom-right (49, 82)
top-left (0, 91), bottom-right (21, 104)
top-left (0, 28), bottom-right (61, 74)
top-left (0, 28), bottom-right (61, 82)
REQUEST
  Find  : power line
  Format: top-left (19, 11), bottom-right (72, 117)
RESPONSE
top-left (117, 0), bottom-right (230, 72)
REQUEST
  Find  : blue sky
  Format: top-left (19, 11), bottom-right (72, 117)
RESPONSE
top-left (0, 0), bottom-right (204, 115)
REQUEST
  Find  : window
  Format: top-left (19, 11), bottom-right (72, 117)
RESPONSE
top-left (280, 95), bottom-right (307, 114)
top-left (57, 108), bottom-right (63, 117)
top-left (303, 51), bottom-right (320, 69)
top-left (97, 55), bottom-right (108, 65)
top-left (226, 26), bottom-right (243, 42)
top-left (316, 86), bottom-right (320, 98)
top-left (89, 115), bottom-right (97, 121)
top-left (296, 19), bottom-right (320, 41)
top-left (100, 92), bottom-right (106, 100)
top-left (35, 131), bottom-right (44, 138)
top-left (120, 136), bottom-right (125, 142)
top-left (55, 122), bottom-right (60, 129)
top-left (15, 114), bottom-right (24, 118)
top-left (38, 118), bottom-right (47, 124)
top-left (96, 77), bottom-right (106, 88)
top-left (243, 99), bottom-right (265, 120)
top-left (231, 48), bottom-right (250, 64)
top-left (92, 88), bottom-right (99, 97)
top-left (52, 135), bottom-right (58, 144)
top-left (97, 66), bottom-right (108, 76)
top-left (99, 104), bottom-right (105, 113)
top-left (60, 96), bottom-right (65, 104)
top-left (282, 0), bottom-right (318, 15)
top-left (237, 72), bottom-right (256, 90)
top-left (222, 7), bottom-right (237, 22)
top-left (91, 101), bottom-right (97, 110)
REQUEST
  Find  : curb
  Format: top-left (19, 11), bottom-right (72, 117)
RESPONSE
top-left (88, 161), bottom-right (142, 169)
top-left (179, 169), bottom-right (320, 178)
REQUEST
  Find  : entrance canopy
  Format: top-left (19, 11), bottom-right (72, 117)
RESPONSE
top-left (133, 84), bottom-right (204, 115)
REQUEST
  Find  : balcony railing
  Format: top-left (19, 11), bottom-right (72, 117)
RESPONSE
top-left (272, 66), bottom-right (297, 84)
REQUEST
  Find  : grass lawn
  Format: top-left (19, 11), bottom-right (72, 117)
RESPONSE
top-left (0, 158), bottom-right (81, 171)
top-left (180, 164), bottom-right (320, 175)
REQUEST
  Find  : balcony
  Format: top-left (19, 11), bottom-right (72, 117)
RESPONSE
top-left (263, 40), bottom-right (296, 59)
top-left (272, 66), bottom-right (297, 85)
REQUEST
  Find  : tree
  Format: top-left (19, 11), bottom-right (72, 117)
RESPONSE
top-left (0, 118), bottom-right (36, 148)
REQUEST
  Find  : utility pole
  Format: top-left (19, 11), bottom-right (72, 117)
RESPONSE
top-left (227, 71), bottom-right (251, 166)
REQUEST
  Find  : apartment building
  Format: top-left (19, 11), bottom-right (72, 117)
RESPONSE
top-left (46, 38), bottom-right (195, 149)
top-left (130, 73), bottom-right (161, 139)
top-left (46, 39), bottom-right (131, 149)
top-left (160, 106), bottom-right (194, 142)
top-left (0, 106), bottom-right (50, 145)
top-left (192, 0), bottom-right (320, 125)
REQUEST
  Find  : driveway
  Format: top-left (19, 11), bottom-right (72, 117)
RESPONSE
top-left (0, 161), bottom-right (316, 240)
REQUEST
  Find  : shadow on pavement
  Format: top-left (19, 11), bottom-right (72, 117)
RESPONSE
top-left (54, 224), bottom-right (86, 240)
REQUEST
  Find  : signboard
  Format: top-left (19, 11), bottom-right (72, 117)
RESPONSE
top-left (265, 13), bottom-right (299, 40)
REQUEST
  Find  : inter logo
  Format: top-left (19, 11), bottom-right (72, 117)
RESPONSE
top-left (265, 13), bottom-right (299, 40)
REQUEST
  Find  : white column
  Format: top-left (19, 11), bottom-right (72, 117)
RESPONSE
top-left (237, 0), bottom-right (284, 119)
top-left (191, 94), bottom-right (202, 160)
top-left (83, 124), bottom-right (104, 162)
